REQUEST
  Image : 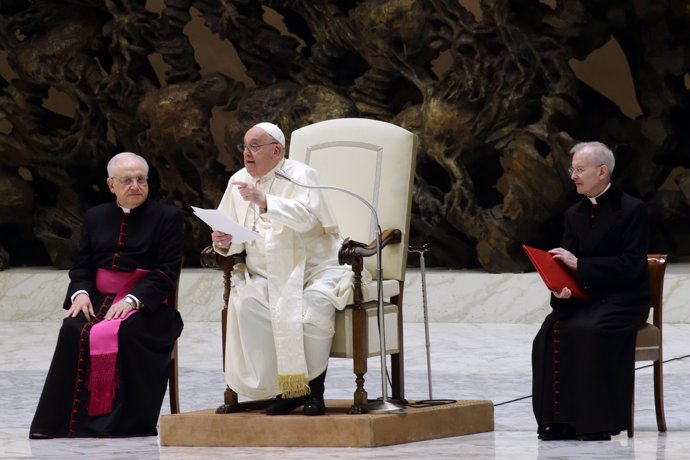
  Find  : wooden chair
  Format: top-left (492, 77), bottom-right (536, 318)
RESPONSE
top-left (628, 253), bottom-right (668, 437)
top-left (204, 118), bottom-right (417, 414)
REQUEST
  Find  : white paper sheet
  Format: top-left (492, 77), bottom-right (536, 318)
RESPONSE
top-left (191, 206), bottom-right (262, 243)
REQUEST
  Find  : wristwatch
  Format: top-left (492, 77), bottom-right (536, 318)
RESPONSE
top-left (124, 295), bottom-right (140, 310)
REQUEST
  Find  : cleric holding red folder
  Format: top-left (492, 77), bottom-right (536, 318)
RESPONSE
top-left (532, 141), bottom-right (651, 441)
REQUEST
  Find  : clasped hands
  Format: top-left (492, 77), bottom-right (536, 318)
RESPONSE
top-left (66, 293), bottom-right (136, 321)
top-left (549, 247), bottom-right (578, 299)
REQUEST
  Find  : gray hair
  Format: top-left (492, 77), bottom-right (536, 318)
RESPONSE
top-left (569, 141), bottom-right (615, 173)
top-left (107, 152), bottom-right (149, 177)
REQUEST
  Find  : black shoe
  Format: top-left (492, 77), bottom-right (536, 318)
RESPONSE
top-left (303, 369), bottom-right (327, 416)
top-left (29, 433), bottom-right (53, 440)
top-left (265, 395), bottom-right (306, 415)
top-left (577, 432), bottom-right (611, 441)
top-left (538, 424), bottom-right (577, 441)
top-left (303, 395), bottom-right (326, 416)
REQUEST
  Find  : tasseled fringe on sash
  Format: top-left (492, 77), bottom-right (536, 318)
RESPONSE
top-left (87, 352), bottom-right (118, 416)
top-left (278, 373), bottom-right (310, 398)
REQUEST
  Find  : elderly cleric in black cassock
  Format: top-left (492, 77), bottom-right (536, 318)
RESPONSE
top-left (532, 142), bottom-right (650, 440)
top-left (30, 153), bottom-right (183, 438)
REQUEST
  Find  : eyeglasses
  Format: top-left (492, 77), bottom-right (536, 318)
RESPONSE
top-left (110, 176), bottom-right (148, 186)
top-left (568, 164), bottom-right (604, 176)
top-left (236, 142), bottom-right (278, 153)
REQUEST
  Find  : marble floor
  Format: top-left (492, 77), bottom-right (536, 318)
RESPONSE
top-left (2, 321), bottom-right (690, 459)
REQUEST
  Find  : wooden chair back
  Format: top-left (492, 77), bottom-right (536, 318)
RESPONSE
top-left (647, 254), bottom-right (666, 333)
top-left (635, 254), bottom-right (666, 362)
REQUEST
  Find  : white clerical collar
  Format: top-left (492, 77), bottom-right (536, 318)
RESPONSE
top-left (116, 201), bottom-right (131, 213)
top-left (255, 158), bottom-right (286, 185)
top-left (587, 183), bottom-right (611, 205)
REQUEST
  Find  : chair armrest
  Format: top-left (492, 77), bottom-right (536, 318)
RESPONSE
top-left (337, 229), bottom-right (402, 309)
top-left (200, 245), bottom-right (244, 270)
top-left (338, 228), bottom-right (402, 265)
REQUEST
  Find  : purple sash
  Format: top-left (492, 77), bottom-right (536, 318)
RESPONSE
top-left (88, 268), bottom-right (149, 416)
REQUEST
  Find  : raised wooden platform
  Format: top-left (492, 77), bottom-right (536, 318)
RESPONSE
top-left (159, 399), bottom-right (494, 448)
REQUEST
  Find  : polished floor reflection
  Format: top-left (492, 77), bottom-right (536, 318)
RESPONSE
top-left (2, 321), bottom-right (689, 459)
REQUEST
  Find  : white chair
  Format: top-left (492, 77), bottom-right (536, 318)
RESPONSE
top-left (288, 118), bottom-right (418, 413)
top-left (205, 118), bottom-right (417, 414)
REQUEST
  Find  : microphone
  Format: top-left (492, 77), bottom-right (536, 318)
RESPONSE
top-left (274, 168), bottom-right (405, 414)
top-left (275, 169), bottom-right (380, 235)
top-left (274, 169), bottom-right (294, 183)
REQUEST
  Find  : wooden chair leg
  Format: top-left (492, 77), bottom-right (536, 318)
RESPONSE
top-left (350, 307), bottom-right (368, 414)
top-left (169, 341), bottom-right (180, 414)
top-left (224, 386), bottom-right (238, 406)
top-left (391, 352), bottom-right (404, 401)
top-left (216, 306), bottom-right (273, 414)
top-left (216, 386), bottom-right (272, 413)
top-left (390, 291), bottom-right (405, 402)
top-left (654, 359), bottom-right (667, 432)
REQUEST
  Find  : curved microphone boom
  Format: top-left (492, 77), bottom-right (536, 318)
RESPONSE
top-left (275, 168), bottom-right (406, 414)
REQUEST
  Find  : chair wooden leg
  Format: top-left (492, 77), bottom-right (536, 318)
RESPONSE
top-left (654, 359), bottom-right (667, 432)
top-left (216, 386), bottom-right (272, 413)
top-left (350, 307), bottom-right (368, 414)
top-left (391, 352), bottom-right (404, 401)
top-left (169, 342), bottom-right (180, 414)
top-left (224, 386), bottom-right (238, 406)
top-left (215, 299), bottom-right (273, 414)
top-left (390, 291), bottom-right (405, 402)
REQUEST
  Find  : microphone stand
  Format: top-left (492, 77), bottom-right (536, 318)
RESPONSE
top-left (275, 169), bottom-right (406, 414)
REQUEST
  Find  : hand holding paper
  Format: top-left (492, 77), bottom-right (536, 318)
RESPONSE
top-left (191, 206), bottom-right (261, 244)
top-left (211, 230), bottom-right (232, 248)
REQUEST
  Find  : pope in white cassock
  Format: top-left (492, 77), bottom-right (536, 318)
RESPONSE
top-left (211, 122), bottom-right (354, 416)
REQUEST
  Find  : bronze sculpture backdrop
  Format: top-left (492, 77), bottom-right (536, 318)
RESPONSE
top-left (0, 0), bottom-right (688, 272)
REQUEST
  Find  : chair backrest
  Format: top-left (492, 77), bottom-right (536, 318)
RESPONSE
top-left (647, 254), bottom-right (667, 328)
top-left (288, 118), bottom-right (417, 281)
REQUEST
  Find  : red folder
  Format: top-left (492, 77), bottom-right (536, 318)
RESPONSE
top-left (522, 244), bottom-right (591, 301)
